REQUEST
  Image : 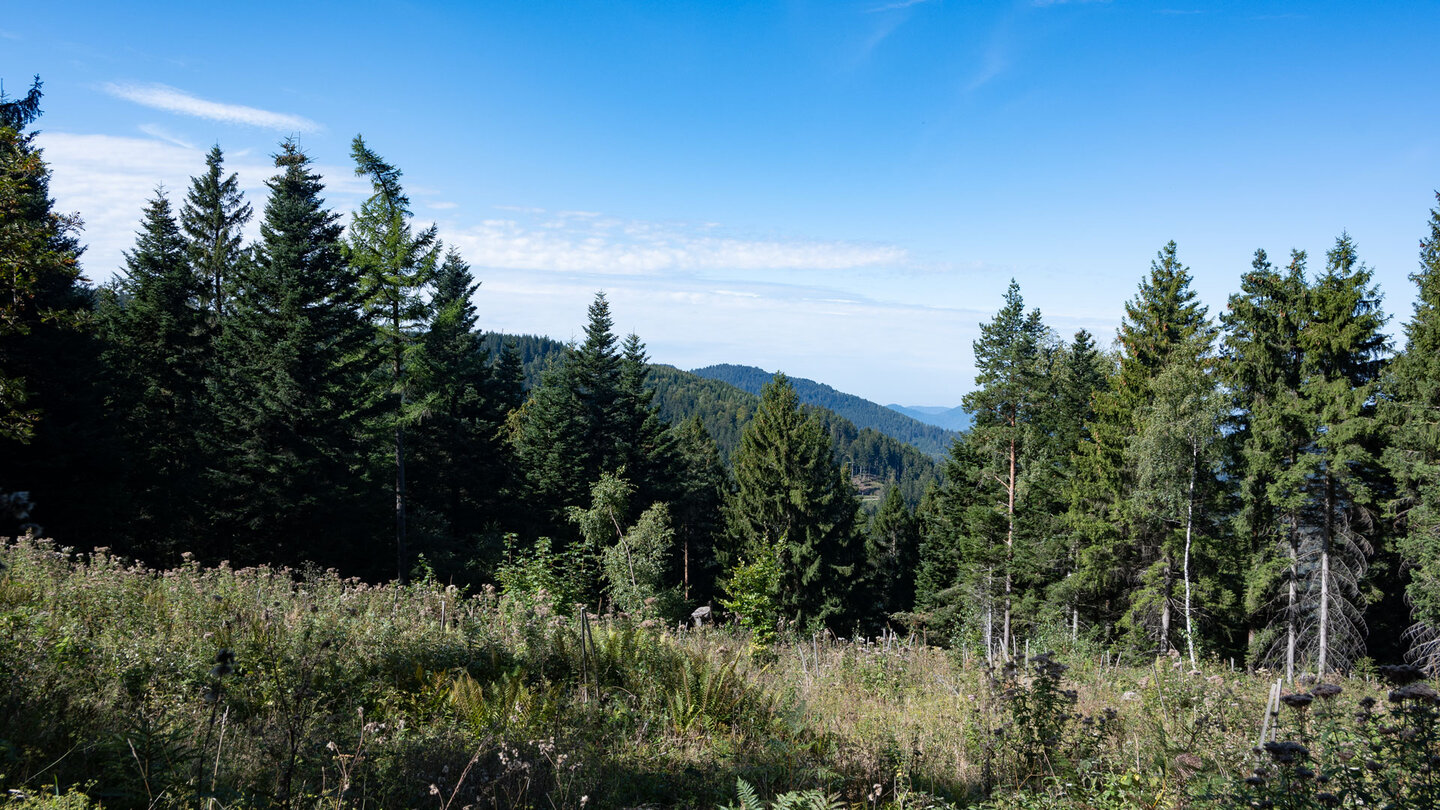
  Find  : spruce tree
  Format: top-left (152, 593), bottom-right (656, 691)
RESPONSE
top-left (1385, 195), bottom-right (1440, 669)
top-left (98, 191), bottom-right (208, 557)
top-left (180, 145), bottom-right (251, 325)
top-left (863, 484), bottom-right (920, 628)
top-left (347, 135), bottom-right (439, 583)
top-left (724, 373), bottom-right (861, 630)
top-left (410, 248), bottom-right (511, 561)
top-left (959, 279), bottom-right (1048, 655)
top-left (670, 415), bottom-right (728, 604)
top-left (1068, 242), bottom-right (1211, 652)
top-left (1273, 234), bottom-right (1388, 676)
top-left (1221, 248), bottom-right (1311, 673)
top-left (211, 140), bottom-right (374, 567)
top-left (0, 76), bottom-right (117, 544)
top-left (0, 77), bottom-right (83, 443)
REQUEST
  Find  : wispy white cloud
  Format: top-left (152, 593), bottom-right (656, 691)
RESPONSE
top-left (445, 209), bottom-right (907, 275)
top-left (103, 82), bottom-right (322, 132)
top-left (137, 123), bottom-right (194, 149)
top-left (866, 0), bottom-right (935, 13)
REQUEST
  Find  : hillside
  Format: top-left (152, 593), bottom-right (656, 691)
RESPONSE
top-left (648, 365), bottom-right (938, 506)
top-left (481, 336), bottom-right (939, 505)
top-left (691, 364), bottom-right (959, 459)
top-left (886, 403), bottom-right (973, 433)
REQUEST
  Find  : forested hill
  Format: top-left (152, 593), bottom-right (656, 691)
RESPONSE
top-left (691, 364), bottom-right (959, 458)
top-left (478, 332), bottom-right (566, 389)
top-left (647, 365), bottom-right (939, 506)
top-left (885, 403), bottom-right (973, 433)
top-left (481, 334), bottom-right (938, 505)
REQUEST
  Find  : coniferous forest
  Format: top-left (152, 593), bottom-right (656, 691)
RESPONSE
top-left (10, 77), bottom-right (1440, 809)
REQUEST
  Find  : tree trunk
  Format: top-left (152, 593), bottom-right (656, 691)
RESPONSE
top-left (1160, 551), bottom-right (1173, 655)
top-left (1183, 441), bottom-right (1198, 669)
top-left (1286, 519), bottom-right (1298, 683)
top-left (1318, 473), bottom-right (1333, 677)
top-left (393, 299), bottom-right (408, 585)
top-left (1004, 434), bottom-right (1015, 656)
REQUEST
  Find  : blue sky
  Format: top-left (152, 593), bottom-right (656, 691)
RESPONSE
top-left (6, 1), bottom-right (1439, 405)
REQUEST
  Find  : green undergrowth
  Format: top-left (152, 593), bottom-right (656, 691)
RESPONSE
top-left (4, 538), bottom-right (1439, 809)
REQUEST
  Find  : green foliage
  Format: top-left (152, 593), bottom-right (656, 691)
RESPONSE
top-left (179, 145), bottom-right (251, 323)
top-left (720, 777), bottom-right (845, 810)
top-left (720, 539), bottom-right (784, 652)
top-left (97, 190), bottom-right (210, 559)
top-left (1383, 195), bottom-right (1440, 663)
top-left (207, 139), bottom-right (377, 569)
top-left (725, 374), bottom-right (861, 630)
top-left (567, 470), bottom-right (683, 618)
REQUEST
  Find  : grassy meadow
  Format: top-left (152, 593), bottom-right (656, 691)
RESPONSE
top-left (2, 537), bottom-right (1436, 810)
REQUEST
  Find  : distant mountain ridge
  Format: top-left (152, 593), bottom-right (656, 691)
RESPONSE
top-left (885, 403), bottom-right (972, 433)
top-left (690, 364), bottom-right (959, 459)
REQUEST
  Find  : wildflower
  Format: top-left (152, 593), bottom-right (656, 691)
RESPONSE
top-left (1310, 683), bottom-right (1343, 700)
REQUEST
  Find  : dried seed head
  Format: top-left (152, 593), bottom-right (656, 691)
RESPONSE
top-left (1379, 664), bottom-right (1426, 686)
top-left (1280, 693), bottom-right (1314, 711)
top-left (1310, 683), bottom-right (1343, 700)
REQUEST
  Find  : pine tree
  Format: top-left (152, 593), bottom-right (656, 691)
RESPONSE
top-left (863, 484), bottom-right (920, 628)
top-left (1221, 248), bottom-right (1311, 673)
top-left (724, 373), bottom-right (861, 630)
top-left (960, 279), bottom-right (1048, 655)
top-left (514, 293), bottom-right (656, 532)
top-left (180, 145), bottom-right (251, 325)
top-left (0, 77), bottom-right (83, 444)
top-left (347, 135), bottom-right (440, 583)
top-left (1046, 330), bottom-right (1111, 642)
top-left (1273, 234), bottom-right (1388, 676)
top-left (410, 248), bottom-right (503, 557)
top-left (1068, 242), bottom-right (1211, 652)
top-left (0, 76), bottom-right (117, 544)
top-left (1385, 195), bottom-right (1440, 670)
top-left (211, 140), bottom-right (375, 567)
top-left (98, 191), bottom-right (208, 557)
top-left (670, 415), bottom-right (728, 604)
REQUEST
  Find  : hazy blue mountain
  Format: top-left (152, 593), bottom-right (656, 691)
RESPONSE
top-left (690, 364), bottom-right (959, 459)
top-left (886, 403), bottom-right (972, 433)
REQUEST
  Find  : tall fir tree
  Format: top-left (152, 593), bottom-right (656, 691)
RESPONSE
top-left (1068, 241), bottom-right (1211, 651)
top-left (180, 145), bottom-right (251, 325)
top-left (410, 248), bottom-right (513, 568)
top-left (98, 191), bottom-right (209, 558)
top-left (0, 76), bottom-right (118, 544)
top-left (1221, 249), bottom-right (1312, 671)
top-left (211, 140), bottom-right (376, 567)
top-left (724, 373), bottom-right (861, 630)
top-left (1384, 195), bottom-right (1440, 670)
top-left (863, 484), bottom-right (921, 630)
top-left (1270, 234), bottom-right (1389, 676)
top-left (347, 135), bottom-right (440, 583)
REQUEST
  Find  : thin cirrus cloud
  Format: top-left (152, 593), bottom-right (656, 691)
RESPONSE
top-left (103, 82), bottom-right (322, 133)
top-left (446, 211), bottom-right (909, 275)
